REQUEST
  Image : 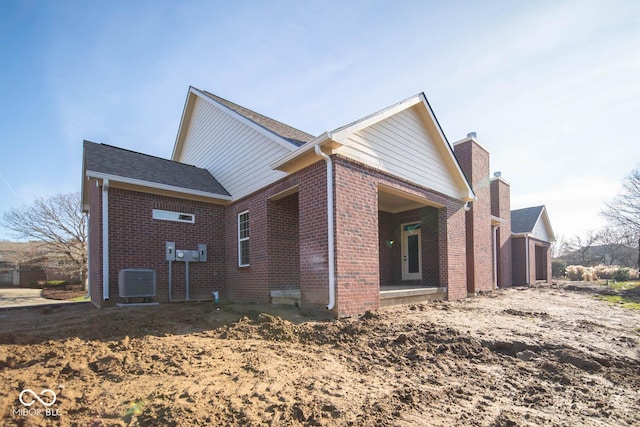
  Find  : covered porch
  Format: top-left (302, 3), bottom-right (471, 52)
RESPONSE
top-left (377, 185), bottom-right (449, 306)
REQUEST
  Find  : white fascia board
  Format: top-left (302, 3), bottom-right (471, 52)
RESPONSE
top-left (511, 232), bottom-right (531, 238)
top-left (191, 87), bottom-right (299, 152)
top-left (491, 215), bottom-right (506, 225)
top-left (417, 94), bottom-right (476, 202)
top-left (330, 95), bottom-right (423, 142)
top-left (540, 207), bottom-right (556, 242)
top-left (270, 132), bottom-right (333, 170)
top-left (85, 171), bottom-right (232, 202)
top-left (171, 87), bottom-right (196, 161)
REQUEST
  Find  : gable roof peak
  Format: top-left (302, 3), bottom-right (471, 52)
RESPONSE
top-left (511, 205), bottom-right (555, 241)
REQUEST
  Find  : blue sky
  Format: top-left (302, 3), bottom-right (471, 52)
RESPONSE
top-left (1, 0), bottom-right (639, 242)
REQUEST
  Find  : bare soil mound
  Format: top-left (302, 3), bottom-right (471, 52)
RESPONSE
top-left (1, 282), bottom-right (638, 426)
top-left (41, 284), bottom-right (86, 301)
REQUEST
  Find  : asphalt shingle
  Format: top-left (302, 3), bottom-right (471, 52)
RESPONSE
top-left (511, 205), bottom-right (545, 234)
top-left (83, 141), bottom-right (229, 196)
top-left (201, 91), bottom-right (315, 146)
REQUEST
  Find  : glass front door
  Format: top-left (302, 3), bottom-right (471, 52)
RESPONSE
top-left (401, 222), bottom-right (422, 281)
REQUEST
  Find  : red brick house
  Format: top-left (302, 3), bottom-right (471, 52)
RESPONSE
top-left (82, 87), bottom-right (552, 316)
top-left (510, 205), bottom-right (555, 285)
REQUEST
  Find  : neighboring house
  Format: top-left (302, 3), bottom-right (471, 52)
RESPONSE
top-left (511, 206), bottom-right (556, 285)
top-left (81, 87), bottom-right (553, 316)
top-left (0, 241), bottom-right (74, 286)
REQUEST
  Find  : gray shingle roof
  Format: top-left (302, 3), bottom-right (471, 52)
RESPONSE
top-left (201, 91), bottom-right (315, 146)
top-left (511, 205), bottom-right (544, 234)
top-left (83, 141), bottom-right (229, 196)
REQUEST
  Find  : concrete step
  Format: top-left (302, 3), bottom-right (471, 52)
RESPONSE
top-left (379, 287), bottom-right (447, 307)
top-left (270, 289), bottom-right (300, 306)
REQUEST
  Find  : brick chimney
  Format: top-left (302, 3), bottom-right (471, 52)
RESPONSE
top-left (453, 133), bottom-right (493, 294)
top-left (490, 172), bottom-right (512, 287)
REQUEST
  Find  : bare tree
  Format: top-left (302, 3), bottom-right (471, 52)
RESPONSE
top-left (559, 230), bottom-right (601, 266)
top-left (597, 225), bottom-right (637, 267)
top-left (602, 166), bottom-right (640, 267)
top-left (2, 193), bottom-right (87, 287)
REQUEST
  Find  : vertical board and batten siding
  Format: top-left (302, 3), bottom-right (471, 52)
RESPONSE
top-left (337, 106), bottom-right (460, 199)
top-left (532, 217), bottom-right (550, 243)
top-left (177, 97), bottom-right (292, 199)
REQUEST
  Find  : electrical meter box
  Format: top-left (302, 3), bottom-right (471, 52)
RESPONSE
top-left (176, 249), bottom-right (200, 262)
top-left (198, 244), bottom-right (207, 262)
top-left (165, 242), bottom-right (176, 261)
top-left (165, 242), bottom-right (207, 262)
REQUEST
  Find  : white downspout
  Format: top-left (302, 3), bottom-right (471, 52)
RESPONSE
top-left (314, 145), bottom-right (335, 310)
top-left (102, 179), bottom-right (109, 300)
top-left (85, 212), bottom-right (90, 298)
top-left (492, 225), bottom-right (498, 289)
top-left (524, 235), bottom-right (530, 285)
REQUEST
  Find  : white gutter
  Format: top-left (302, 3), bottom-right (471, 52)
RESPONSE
top-left (86, 171), bottom-right (232, 202)
top-left (314, 145), bottom-right (335, 310)
top-left (102, 179), bottom-right (109, 300)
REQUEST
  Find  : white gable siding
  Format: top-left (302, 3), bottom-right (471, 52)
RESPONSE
top-left (532, 217), bottom-right (550, 242)
top-left (177, 97), bottom-right (291, 199)
top-left (336, 106), bottom-right (460, 198)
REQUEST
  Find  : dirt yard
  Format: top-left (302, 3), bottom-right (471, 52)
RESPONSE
top-left (0, 281), bottom-right (638, 426)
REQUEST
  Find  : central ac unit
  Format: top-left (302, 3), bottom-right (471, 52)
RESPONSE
top-left (118, 269), bottom-right (156, 298)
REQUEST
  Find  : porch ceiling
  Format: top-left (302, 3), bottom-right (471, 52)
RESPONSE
top-left (378, 185), bottom-right (443, 213)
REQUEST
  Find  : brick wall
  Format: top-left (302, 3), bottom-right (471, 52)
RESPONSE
top-left (530, 238), bottom-right (552, 284)
top-left (490, 178), bottom-right (513, 287)
top-left (298, 161), bottom-right (330, 310)
top-left (332, 155), bottom-right (468, 311)
top-left (378, 211), bottom-right (394, 287)
top-left (88, 152), bottom-right (470, 315)
top-left (454, 139), bottom-right (493, 294)
top-left (91, 185), bottom-right (226, 307)
top-left (440, 201), bottom-right (468, 300)
top-left (334, 158), bottom-right (380, 316)
top-left (268, 193), bottom-right (300, 290)
top-left (224, 175), bottom-right (301, 304)
top-left (380, 207), bottom-right (440, 287)
top-left (511, 236), bottom-right (527, 285)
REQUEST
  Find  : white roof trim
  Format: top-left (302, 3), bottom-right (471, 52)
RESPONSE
top-left (270, 132), bottom-right (333, 170)
top-left (512, 232), bottom-right (531, 238)
top-left (85, 171), bottom-right (232, 201)
top-left (491, 215), bottom-right (506, 224)
top-left (272, 93), bottom-right (476, 202)
top-left (330, 95), bottom-right (423, 141)
top-left (537, 207), bottom-right (556, 242)
top-left (417, 94), bottom-right (476, 202)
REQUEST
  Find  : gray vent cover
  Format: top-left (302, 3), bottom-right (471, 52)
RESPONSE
top-left (118, 269), bottom-right (156, 298)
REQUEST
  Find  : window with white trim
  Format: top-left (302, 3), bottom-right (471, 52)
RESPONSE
top-left (152, 209), bottom-right (195, 223)
top-left (238, 210), bottom-right (250, 266)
